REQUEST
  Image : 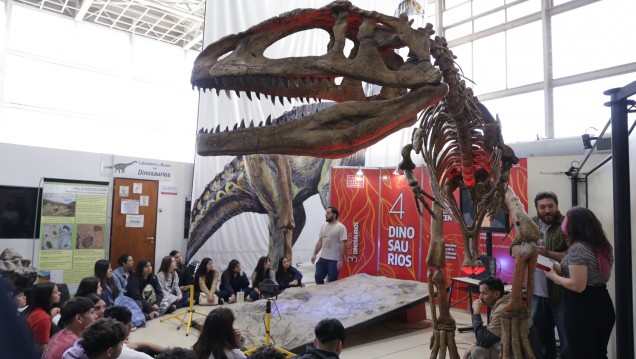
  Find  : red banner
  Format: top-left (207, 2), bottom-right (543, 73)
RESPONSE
top-left (331, 168), bottom-right (380, 278)
top-left (378, 167), bottom-right (424, 281)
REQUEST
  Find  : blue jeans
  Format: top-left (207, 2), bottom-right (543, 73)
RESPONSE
top-left (529, 295), bottom-right (567, 359)
top-left (314, 257), bottom-right (339, 284)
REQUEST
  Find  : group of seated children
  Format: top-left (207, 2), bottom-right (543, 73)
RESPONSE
top-left (11, 250), bottom-right (304, 357)
top-left (193, 255), bottom-right (303, 306)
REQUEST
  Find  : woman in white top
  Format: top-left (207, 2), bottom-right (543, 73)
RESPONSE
top-left (156, 255), bottom-right (182, 313)
top-left (192, 307), bottom-right (246, 359)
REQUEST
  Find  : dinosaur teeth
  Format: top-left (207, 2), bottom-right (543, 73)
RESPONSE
top-left (255, 92), bottom-right (261, 100)
top-left (246, 91), bottom-right (252, 101)
top-left (283, 78), bottom-right (289, 88)
top-left (266, 115), bottom-right (272, 126)
top-left (214, 124), bottom-right (220, 133)
top-left (224, 89), bottom-right (232, 99)
top-left (224, 126), bottom-right (229, 132)
top-left (278, 96), bottom-right (284, 106)
top-left (232, 123), bottom-right (238, 131)
top-left (240, 119), bottom-right (246, 129)
top-left (198, 127), bottom-right (204, 134)
top-left (249, 120), bottom-right (254, 128)
top-left (215, 88), bottom-right (221, 97)
top-left (299, 97), bottom-right (305, 103)
top-left (270, 95), bottom-right (276, 105)
top-left (258, 121), bottom-right (263, 127)
top-left (286, 97), bottom-right (292, 105)
top-left (234, 90), bottom-right (241, 98)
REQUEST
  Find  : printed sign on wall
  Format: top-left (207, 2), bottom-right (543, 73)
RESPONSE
top-left (330, 168), bottom-right (380, 278)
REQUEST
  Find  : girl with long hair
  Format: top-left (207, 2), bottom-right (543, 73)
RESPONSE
top-left (94, 259), bottom-right (123, 306)
top-left (125, 258), bottom-right (164, 320)
top-left (157, 255), bottom-right (183, 311)
top-left (194, 257), bottom-right (221, 305)
top-left (25, 282), bottom-right (61, 352)
top-left (218, 259), bottom-right (250, 303)
top-left (545, 206), bottom-right (615, 359)
top-left (192, 307), bottom-right (245, 359)
top-left (74, 277), bottom-right (102, 298)
top-left (248, 256), bottom-right (276, 301)
top-left (275, 256), bottom-right (303, 292)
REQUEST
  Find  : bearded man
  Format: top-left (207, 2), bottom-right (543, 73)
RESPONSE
top-left (510, 191), bottom-right (568, 359)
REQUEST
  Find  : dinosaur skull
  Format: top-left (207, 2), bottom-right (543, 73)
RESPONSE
top-left (192, 0), bottom-right (447, 158)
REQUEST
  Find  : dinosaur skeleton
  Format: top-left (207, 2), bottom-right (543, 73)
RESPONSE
top-left (191, 2), bottom-right (539, 357)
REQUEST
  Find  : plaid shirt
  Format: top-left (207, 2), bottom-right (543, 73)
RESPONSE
top-left (510, 211), bottom-right (567, 300)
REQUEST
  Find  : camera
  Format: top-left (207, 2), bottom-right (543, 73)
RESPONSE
top-left (258, 279), bottom-right (279, 299)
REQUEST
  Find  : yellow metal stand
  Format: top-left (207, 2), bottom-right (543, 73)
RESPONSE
top-left (243, 298), bottom-right (296, 358)
top-left (160, 285), bottom-right (207, 336)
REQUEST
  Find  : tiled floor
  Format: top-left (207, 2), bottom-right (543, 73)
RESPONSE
top-left (129, 301), bottom-right (478, 358)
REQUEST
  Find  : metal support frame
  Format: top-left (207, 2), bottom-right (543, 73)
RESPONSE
top-left (603, 81), bottom-right (636, 359)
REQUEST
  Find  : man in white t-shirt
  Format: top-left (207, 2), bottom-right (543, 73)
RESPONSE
top-left (311, 207), bottom-right (347, 284)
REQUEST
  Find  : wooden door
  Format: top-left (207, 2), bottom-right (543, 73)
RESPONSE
top-left (109, 178), bottom-right (158, 269)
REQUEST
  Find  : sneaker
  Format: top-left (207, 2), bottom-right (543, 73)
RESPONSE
top-left (166, 304), bottom-right (177, 314)
top-left (218, 298), bottom-right (224, 305)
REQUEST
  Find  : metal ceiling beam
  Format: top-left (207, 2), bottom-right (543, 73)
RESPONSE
top-left (75, 0), bottom-right (95, 21)
top-left (183, 33), bottom-right (202, 50)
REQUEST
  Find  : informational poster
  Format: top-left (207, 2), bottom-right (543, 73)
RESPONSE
top-left (378, 167), bottom-right (424, 281)
top-left (331, 168), bottom-right (381, 278)
top-left (38, 179), bottom-right (109, 285)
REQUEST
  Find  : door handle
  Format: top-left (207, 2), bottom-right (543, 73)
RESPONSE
top-left (146, 237), bottom-right (154, 240)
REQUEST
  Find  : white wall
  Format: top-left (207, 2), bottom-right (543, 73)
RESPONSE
top-left (0, 142), bottom-right (193, 270)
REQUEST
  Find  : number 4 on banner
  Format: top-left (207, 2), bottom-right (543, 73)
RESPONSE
top-left (389, 193), bottom-right (405, 219)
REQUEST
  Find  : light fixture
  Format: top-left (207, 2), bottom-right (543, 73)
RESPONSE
top-left (393, 167), bottom-right (400, 175)
top-left (564, 161), bottom-right (580, 177)
top-left (356, 167), bottom-right (364, 176)
top-left (582, 127), bottom-right (598, 150)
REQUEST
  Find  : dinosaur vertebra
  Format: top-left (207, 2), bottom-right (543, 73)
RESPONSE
top-left (191, 1), bottom-right (447, 158)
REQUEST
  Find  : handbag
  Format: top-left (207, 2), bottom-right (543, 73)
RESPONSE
top-left (142, 284), bottom-right (157, 305)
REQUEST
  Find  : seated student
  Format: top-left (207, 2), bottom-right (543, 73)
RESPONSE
top-left (156, 255), bottom-right (183, 312)
top-left (218, 259), bottom-right (251, 304)
top-left (156, 347), bottom-right (196, 359)
top-left (293, 318), bottom-right (345, 359)
top-left (192, 307), bottom-right (246, 359)
top-left (61, 318), bottom-right (127, 359)
top-left (247, 346), bottom-right (286, 359)
top-left (12, 285), bottom-right (29, 317)
top-left (125, 259), bottom-right (164, 320)
top-left (275, 257), bottom-right (303, 292)
top-left (169, 250), bottom-right (190, 302)
top-left (249, 256), bottom-right (276, 301)
top-left (194, 257), bottom-right (222, 306)
top-left (26, 282), bottom-right (61, 353)
top-left (103, 306), bottom-right (164, 359)
top-left (94, 259), bottom-right (123, 307)
top-left (42, 297), bottom-right (96, 359)
top-left (113, 254), bottom-right (134, 294)
top-left (75, 277), bottom-right (102, 298)
top-left (463, 277), bottom-right (509, 359)
top-left (85, 294), bottom-right (106, 319)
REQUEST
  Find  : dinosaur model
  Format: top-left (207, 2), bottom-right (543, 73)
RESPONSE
top-left (186, 148), bottom-right (363, 266)
top-left (190, 2), bottom-right (539, 357)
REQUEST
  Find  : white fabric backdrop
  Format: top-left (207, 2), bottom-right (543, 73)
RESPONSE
top-left (191, 0), bottom-right (424, 274)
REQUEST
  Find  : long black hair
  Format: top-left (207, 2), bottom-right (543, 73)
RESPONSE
top-left (220, 259), bottom-right (240, 284)
top-left (275, 257), bottom-right (288, 285)
top-left (192, 307), bottom-right (239, 359)
top-left (94, 259), bottom-right (119, 298)
top-left (252, 256), bottom-right (271, 289)
top-left (135, 259), bottom-right (152, 278)
top-left (26, 282), bottom-right (57, 317)
top-left (195, 258), bottom-right (216, 290)
top-left (75, 277), bottom-right (100, 297)
top-left (564, 206), bottom-right (614, 280)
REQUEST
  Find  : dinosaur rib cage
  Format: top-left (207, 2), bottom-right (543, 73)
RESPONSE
top-left (418, 101), bottom-right (504, 234)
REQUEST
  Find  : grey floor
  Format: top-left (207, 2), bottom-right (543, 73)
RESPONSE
top-left (129, 301), bottom-right (477, 358)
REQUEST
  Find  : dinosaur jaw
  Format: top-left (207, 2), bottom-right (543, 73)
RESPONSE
top-left (197, 83), bottom-right (448, 158)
